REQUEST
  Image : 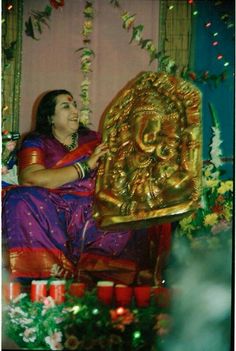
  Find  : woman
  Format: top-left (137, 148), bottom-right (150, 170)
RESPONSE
top-left (2, 90), bottom-right (149, 285)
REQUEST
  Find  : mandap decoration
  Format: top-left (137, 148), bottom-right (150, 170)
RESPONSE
top-left (3, 280), bottom-right (171, 351)
top-left (93, 71), bottom-right (202, 229)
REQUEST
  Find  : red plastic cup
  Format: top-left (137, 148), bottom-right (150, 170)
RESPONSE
top-left (31, 280), bottom-right (48, 302)
top-left (152, 286), bottom-right (171, 308)
top-left (49, 280), bottom-right (66, 304)
top-left (134, 286), bottom-right (151, 307)
top-left (114, 284), bottom-right (133, 307)
top-left (69, 282), bottom-right (86, 297)
top-left (3, 282), bottom-right (21, 302)
top-left (96, 281), bottom-right (114, 305)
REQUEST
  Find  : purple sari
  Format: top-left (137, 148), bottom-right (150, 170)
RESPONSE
top-left (2, 131), bottom-right (149, 284)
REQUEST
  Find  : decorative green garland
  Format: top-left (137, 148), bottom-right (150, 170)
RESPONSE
top-left (77, 1), bottom-right (94, 127)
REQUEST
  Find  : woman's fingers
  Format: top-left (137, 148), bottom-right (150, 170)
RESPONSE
top-left (94, 143), bottom-right (109, 157)
top-left (87, 144), bottom-right (109, 170)
top-left (94, 143), bottom-right (108, 153)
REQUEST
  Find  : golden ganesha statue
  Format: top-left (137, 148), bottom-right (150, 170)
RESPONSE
top-left (93, 71), bottom-right (202, 229)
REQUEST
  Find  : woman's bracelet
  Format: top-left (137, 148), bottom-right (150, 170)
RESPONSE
top-left (73, 160), bottom-right (91, 179)
top-left (81, 160), bottom-right (91, 176)
top-left (73, 163), bottom-right (83, 178)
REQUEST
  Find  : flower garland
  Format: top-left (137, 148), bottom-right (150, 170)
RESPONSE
top-left (109, 0), bottom-right (233, 86)
top-left (77, 1), bottom-right (95, 127)
top-left (4, 288), bottom-right (171, 350)
top-left (109, 0), bottom-right (167, 68)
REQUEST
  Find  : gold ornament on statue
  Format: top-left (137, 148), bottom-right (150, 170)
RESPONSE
top-left (94, 71), bottom-right (202, 229)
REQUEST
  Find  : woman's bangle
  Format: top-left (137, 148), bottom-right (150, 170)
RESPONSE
top-left (80, 160), bottom-right (91, 176)
top-left (73, 163), bottom-right (83, 179)
top-left (73, 160), bottom-right (91, 179)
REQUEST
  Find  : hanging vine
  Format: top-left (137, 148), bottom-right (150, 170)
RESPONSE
top-left (76, 0), bottom-right (95, 127)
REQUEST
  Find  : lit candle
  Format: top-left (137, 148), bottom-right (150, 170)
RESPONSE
top-left (134, 286), bottom-right (151, 307)
top-left (3, 282), bottom-right (21, 302)
top-left (114, 284), bottom-right (133, 307)
top-left (49, 280), bottom-right (66, 304)
top-left (96, 281), bottom-right (114, 305)
top-left (31, 280), bottom-right (48, 302)
top-left (69, 282), bottom-right (86, 298)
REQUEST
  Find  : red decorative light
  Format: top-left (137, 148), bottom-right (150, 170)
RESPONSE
top-left (212, 41), bottom-right (219, 46)
top-left (116, 307), bottom-right (125, 315)
top-left (217, 54), bottom-right (223, 60)
top-left (188, 0), bottom-right (193, 4)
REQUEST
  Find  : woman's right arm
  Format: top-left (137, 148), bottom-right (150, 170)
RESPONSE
top-left (19, 163), bottom-right (79, 189)
top-left (19, 142), bottom-right (108, 189)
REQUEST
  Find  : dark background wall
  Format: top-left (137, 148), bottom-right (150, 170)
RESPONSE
top-left (193, 0), bottom-right (234, 177)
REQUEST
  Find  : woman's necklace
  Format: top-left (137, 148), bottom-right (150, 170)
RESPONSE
top-left (63, 133), bottom-right (78, 151)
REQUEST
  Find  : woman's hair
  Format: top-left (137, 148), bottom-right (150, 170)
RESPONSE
top-left (34, 89), bottom-right (90, 136)
top-left (35, 89), bottom-right (71, 135)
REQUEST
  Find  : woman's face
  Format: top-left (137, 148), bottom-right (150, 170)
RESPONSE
top-left (51, 94), bottom-right (79, 135)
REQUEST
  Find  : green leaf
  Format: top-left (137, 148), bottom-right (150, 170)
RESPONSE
top-left (4, 41), bottom-right (17, 60)
top-left (109, 0), bottom-right (120, 8)
top-left (25, 16), bottom-right (37, 40)
top-left (139, 39), bottom-right (152, 49)
top-left (208, 102), bottom-right (219, 128)
top-left (35, 21), bottom-right (42, 34)
top-left (44, 5), bottom-right (52, 16)
top-left (129, 24), bottom-right (144, 43)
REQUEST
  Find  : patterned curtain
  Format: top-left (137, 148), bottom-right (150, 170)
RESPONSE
top-left (2, 0), bottom-right (23, 132)
top-left (158, 0), bottom-right (193, 73)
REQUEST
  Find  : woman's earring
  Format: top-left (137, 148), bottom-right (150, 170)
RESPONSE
top-left (48, 116), bottom-right (54, 126)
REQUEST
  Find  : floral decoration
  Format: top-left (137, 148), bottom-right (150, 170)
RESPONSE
top-left (1, 130), bottom-right (20, 182)
top-left (4, 287), bottom-right (171, 350)
top-left (175, 104), bottom-right (233, 250)
top-left (76, 1), bottom-right (94, 127)
top-left (110, 3), bottom-right (166, 67)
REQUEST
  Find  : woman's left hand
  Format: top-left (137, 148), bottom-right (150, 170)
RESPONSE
top-left (87, 143), bottom-right (109, 170)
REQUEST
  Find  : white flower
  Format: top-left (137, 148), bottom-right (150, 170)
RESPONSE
top-left (9, 306), bottom-right (28, 319)
top-left (20, 327), bottom-right (37, 343)
top-left (210, 126), bottom-right (223, 168)
top-left (45, 331), bottom-right (63, 350)
top-left (19, 317), bottom-right (34, 325)
top-left (13, 292), bottom-right (27, 303)
top-left (50, 264), bottom-right (64, 277)
top-left (42, 296), bottom-right (56, 316)
top-left (211, 220), bottom-right (231, 235)
top-left (54, 317), bottom-right (64, 324)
